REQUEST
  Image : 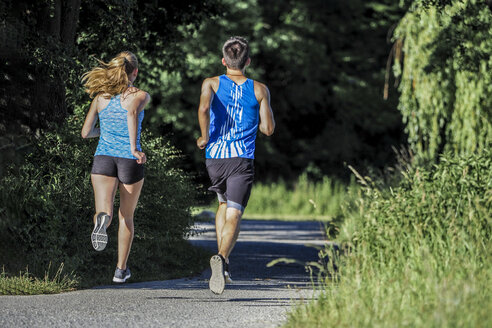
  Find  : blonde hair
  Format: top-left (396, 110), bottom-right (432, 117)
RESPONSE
top-left (82, 51), bottom-right (138, 98)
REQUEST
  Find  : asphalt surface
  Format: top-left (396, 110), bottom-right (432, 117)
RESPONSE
top-left (0, 219), bottom-right (327, 328)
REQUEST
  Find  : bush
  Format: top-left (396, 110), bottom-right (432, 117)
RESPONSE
top-left (0, 109), bottom-right (203, 287)
top-left (286, 150), bottom-right (492, 327)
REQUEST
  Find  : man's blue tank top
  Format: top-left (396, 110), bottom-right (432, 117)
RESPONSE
top-left (94, 94), bottom-right (144, 160)
top-left (206, 75), bottom-right (259, 159)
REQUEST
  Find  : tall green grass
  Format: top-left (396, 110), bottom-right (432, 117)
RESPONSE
top-left (245, 174), bottom-right (358, 220)
top-left (286, 151), bottom-right (492, 327)
top-left (0, 264), bottom-right (78, 295)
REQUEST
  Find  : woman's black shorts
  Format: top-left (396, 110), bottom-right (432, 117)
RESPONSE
top-left (91, 155), bottom-right (144, 184)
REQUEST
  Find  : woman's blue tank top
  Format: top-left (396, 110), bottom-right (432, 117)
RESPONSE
top-left (94, 94), bottom-right (144, 159)
top-left (206, 75), bottom-right (260, 159)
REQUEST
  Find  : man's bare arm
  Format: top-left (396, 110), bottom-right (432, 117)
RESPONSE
top-left (197, 78), bottom-right (215, 149)
top-left (256, 82), bottom-right (275, 136)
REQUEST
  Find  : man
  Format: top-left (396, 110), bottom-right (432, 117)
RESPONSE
top-left (196, 36), bottom-right (275, 294)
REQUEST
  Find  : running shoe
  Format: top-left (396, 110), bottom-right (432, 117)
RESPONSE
top-left (91, 212), bottom-right (109, 251)
top-left (113, 267), bottom-right (131, 283)
top-left (209, 254), bottom-right (226, 294)
top-left (224, 261), bottom-right (233, 284)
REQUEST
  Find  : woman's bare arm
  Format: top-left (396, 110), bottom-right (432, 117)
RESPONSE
top-left (127, 91), bottom-right (150, 164)
top-left (81, 96), bottom-right (100, 138)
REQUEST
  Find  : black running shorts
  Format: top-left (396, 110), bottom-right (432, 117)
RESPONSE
top-left (205, 157), bottom-right (254, 212)
top-left (91, 155), bottom-right (144, 185)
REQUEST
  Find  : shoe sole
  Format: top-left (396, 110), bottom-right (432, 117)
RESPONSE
top-left (209, 255), bottom-right (225, 295)
top-left (91, 213), bottom-right (109, 251)
top-left (113, 272), bottom-right (131, 283)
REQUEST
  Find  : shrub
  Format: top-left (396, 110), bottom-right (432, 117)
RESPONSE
top-left (286, 150), bottom-right (492, 327)
top-left (0, 109), bottom-right (201, 287)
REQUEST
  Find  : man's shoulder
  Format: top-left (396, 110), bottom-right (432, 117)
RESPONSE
top-left (253, 80), bottom-right (269, 99)
top-left (202, 76), bottom-right (220, 92)
top-left (203, 76), bottom-right (220, 85)
top-left (252, 80), bottom-right (267, 89)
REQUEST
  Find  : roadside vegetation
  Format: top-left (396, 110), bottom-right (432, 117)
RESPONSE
top-left (286, 150), bottom-right (491, 327)
top-left (1, 1), bottom-right (220, 294)
top-left (0, 264), bottom-right (77, 295)
top-left (286, 1), bottom-right (492, 326)
top-left (245, 174), bottom-right (358, 221)
top-left (0, 109), bottom-right (210, 292)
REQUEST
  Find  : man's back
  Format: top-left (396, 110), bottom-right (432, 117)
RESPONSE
top-left (195, 36), bottom-right (275, 295)
top-left (206, 75), bottom-right (259, 159)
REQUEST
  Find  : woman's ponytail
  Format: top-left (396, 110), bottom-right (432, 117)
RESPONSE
top-left (82, 51), bottom-right (138, 98)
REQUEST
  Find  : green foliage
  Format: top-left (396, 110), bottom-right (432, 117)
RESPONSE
top-left (144, 0), bottom-right (406, 180)
top-left (244, 173), bottom-right (358, 220)
top-left (0, 0), bottom-right (218, 291)
top-left (393, 0), bottom-right (492, 161)
top-left (0, 108), bottom-right (204, 288)
top-left (0, 264), bottom-right (78, 295)
top-left (0, 0), bottom-right (222, 171)
top-left (286, 150), bottom-right (492, 327)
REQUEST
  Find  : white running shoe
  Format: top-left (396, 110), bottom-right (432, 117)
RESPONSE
top-left (224, 270), bottom-right (233, 284)
top-left (209, 254), bottom-right (226, 294)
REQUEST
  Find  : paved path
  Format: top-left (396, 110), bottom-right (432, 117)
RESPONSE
top-left (0, 219), bottom-right (327, 327)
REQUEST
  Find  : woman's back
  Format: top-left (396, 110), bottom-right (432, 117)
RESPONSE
top-left (82, 51), bottom-right (149, 280)
top-left (95, 90), bottom-right (145, 160)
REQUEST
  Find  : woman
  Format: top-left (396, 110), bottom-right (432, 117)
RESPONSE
top-left (81, 51), bottom-right (150, 283)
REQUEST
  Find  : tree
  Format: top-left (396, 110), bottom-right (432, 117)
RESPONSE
top-left (392, 0), bottom-right (492, 160)
top-left (0, 0), bottom-right (221, 175)
top-left (143, 0), bottom-right (407, 180)
top-left (0, 0), bottom-right (82, 133)
top-left (0, 0), bottom-right (221, 135)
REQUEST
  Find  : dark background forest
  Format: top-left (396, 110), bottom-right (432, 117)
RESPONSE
top-left (1, 0), bottom-right (409, 184)
top-left (2, 0), bottom-right (491, 182)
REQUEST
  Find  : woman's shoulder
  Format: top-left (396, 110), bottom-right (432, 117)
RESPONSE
top-left (130, 86), bottom-right (149, 94)
top-left (94, 93), bottom-right (112, 111)
top-left (121, 88), bottom-right (150, 110)
top-left (134, 90), bottom-right (151, 106)
top-left (123, 88), bottom-right (149, 100)
top-left (96, 92), bottom-right (113, 100)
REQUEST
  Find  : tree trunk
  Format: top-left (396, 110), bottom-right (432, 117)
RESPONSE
top-left (61, 0), bottom-right (81, 45)
top-left (49, 0), bottom-right (62, 38)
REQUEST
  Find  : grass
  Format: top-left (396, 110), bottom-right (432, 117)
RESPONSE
top-left (195, 173), bottom-right (358, 222)
top-left (247, 174), bottom-right (357, 220)
top-left (285, 151), bottom-right (492, 327)
top-left (0, 263), bottom-right (78, 295)
top-left (0, 241), bottom-right (211, 294)
top-left (243, 213), bottom-right (332, 221)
